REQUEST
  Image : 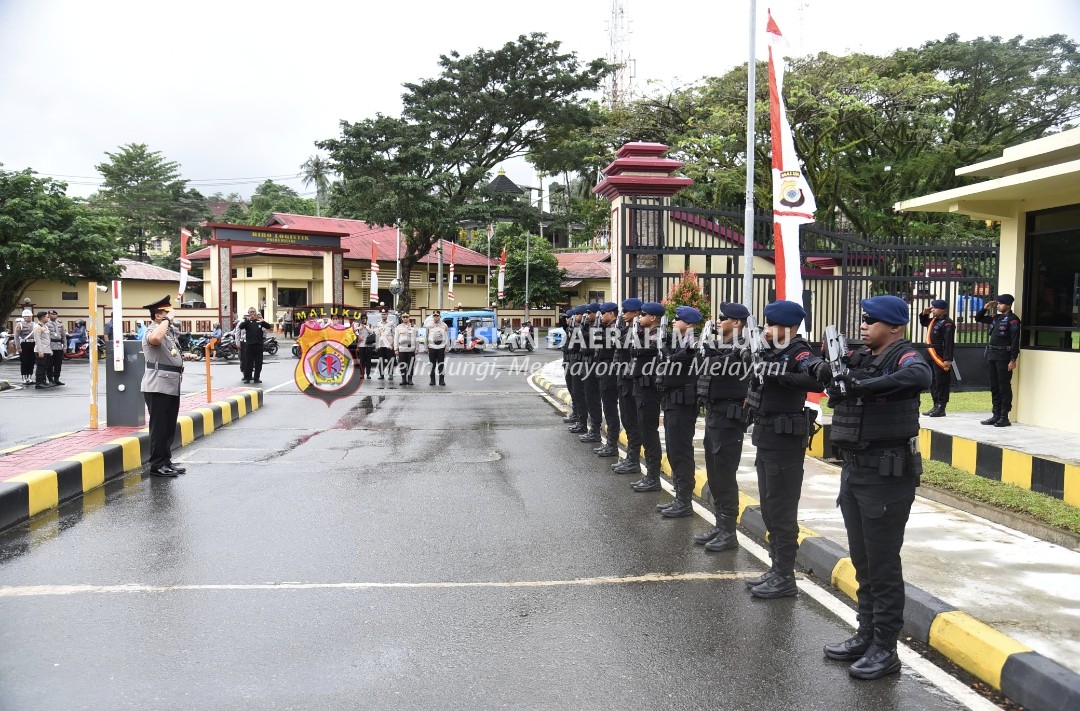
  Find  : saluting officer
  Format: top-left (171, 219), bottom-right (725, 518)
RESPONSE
top-left (374, 309), bottom-right (396, 381)
top-left (592, 302), bottom-right (622, 458)
top-left (611, 299), bottom-right (643, 474)
top-left (395, 313), bottom-right (418, 385)
top-left (426, 310), bottom-right (449, 386)
top-left (629, 301), bottom-right (666, 493)
top-left (744, 300), bottom-right (824, 599)
top-left (655, 306), bottom-right (703, 518)
top-left (578, 303), bottom-right (604, 444)
top-left (818, 295), bottom-right (931, 680)
top-left (47, 310), bottom-right (66, 385)
top-left (695, 302), bottom-right (751, 551)
top-left (975, 293), bottom-right (1021, 427)
top-left (140, 296), bottom-right (186, 477)
top-left (918, 299), bottom-right (955, 417)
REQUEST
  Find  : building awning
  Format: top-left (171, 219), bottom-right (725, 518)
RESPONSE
top-left (561, 279), bottom-right (583, 288)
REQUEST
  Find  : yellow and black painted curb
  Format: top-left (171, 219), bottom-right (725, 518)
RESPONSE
top-left (0, 389), bottom-right (264, 533)
top-left (532, 373), bottom-right (1080, 711)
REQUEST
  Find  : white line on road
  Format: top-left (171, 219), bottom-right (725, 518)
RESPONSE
top-left (0, 572), bottom-right (756, 598)
top-left (265, 379), bottom-right (295, 393)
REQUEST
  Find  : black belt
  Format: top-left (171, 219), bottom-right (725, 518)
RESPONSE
top-left (842, 448), bottom-right (905, 468)
top-left (146, 362), bottom-right (183, 373)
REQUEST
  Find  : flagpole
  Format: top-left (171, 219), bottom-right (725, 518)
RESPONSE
top-left (742, 0), bottom-right (757, 310)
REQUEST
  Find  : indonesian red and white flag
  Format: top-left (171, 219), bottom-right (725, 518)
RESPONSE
top-left (369, 242), bottom-right (380, 304)
top-left (111, 280), bottom-right (124, 371)
top-left (497, 245), bottom-right (507, 300)
top-left (177, 228), bottom-right (192, 299)
top-left (768, 10), bottom-right (816, 306)
top-left (447, 242), bottom-right (457, 301)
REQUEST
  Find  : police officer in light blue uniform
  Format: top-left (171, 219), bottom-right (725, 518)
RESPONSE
top-left (818, 295), bottom-right (931, 680)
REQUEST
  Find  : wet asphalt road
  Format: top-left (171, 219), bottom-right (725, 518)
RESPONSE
top-left (0, 351), bottom-right (973, 710)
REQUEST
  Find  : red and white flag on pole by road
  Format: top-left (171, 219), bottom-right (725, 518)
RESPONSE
top-left (497, 245), bottom-right (507, 300)
top-left (369, 242), bottom-right (380, 305)
top-left (178, 228), bottom-right (192, 299)
top-left (768, 9), bottom-right (816, 306)
top-left (447, 243), bottom-right (456, 301)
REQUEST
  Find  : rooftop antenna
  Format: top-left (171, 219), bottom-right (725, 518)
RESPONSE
top-left (607, 0), bottom-right (635, 108)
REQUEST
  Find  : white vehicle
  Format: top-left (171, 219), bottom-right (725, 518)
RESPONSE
top-left (0, 329), bottom-right (11, 362)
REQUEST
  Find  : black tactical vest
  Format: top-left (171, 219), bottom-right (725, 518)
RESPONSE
top-left (696, 350), bottom-right (749, 402)
top-left (745, 337), bottom-right (812, 415)
top-left (830, 340), bottom-right (921, 450)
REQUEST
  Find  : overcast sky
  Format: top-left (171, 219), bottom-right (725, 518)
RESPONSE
top-left (2, 0), bottom-right (1078, 202)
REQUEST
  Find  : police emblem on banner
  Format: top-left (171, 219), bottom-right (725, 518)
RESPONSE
top-left (294, 321), bottom-right (363, 405)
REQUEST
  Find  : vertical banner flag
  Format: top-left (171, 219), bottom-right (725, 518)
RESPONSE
top-left (447, 243), bottom-right (456, 301)
top-left (178, 228), bottom-right (192, 300)
top-left (111, 280), bottom-right (124, 371)
top-left (369, 242), bottom-right (380, 305)
top-left (768, 9), bottom-right (816, 305)
top-left (497, 245), bottom-right (507, 300)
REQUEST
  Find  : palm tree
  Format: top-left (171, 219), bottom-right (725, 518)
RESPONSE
top-left (299, 155), bottom-right (334, 217)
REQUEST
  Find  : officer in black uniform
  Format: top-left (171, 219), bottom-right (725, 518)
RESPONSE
top-left (559, 308), bottom-right (582, 426)
top-left (566, 308), bottom-right (589, 434)
top-left (237, 308), bottom-right (272, 384)
top-left (140, 295), bottom-right (187, 477)
top-left (629, 302), bottom-right (666, 493)
top-left (818, 295), bottom-right (931, 680)
top-left (975, 293), bottom-right (1021, 427)
top-left (655, 306), bottom-right (704, 518)
top-left (918, 299), bottom-right (955, 417)
top-left (612, 299), bottom-right (643, 474)
top-left (592, 302), bottom-right (622, 458)
top-left (744, 300), bottom-right (824, 599)
top-left (577, 303), bottom-right (604, 444)
top-left (695, 302), bottom-right (751, 551)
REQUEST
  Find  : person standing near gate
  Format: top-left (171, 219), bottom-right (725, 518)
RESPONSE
top-left (578, 303), bottom-right (604, 444)
top-left (31, 311), bottom-right (53, 390)
top-left (695, 303), bottom-right (751, 551)
top-left (593, 303), bottom-right (621, 458)
top-left (744, 300), bottom-right (824, 599)
top-left (140, 296), bottom-right (186, 477)
top-left (374, 309), bottom-right (396, 381)
top-left (46, 310), bottom-right (66, 385)
top-left (612, 299), bottom-right (643, 474)
top-left (629, 302), bottom-right (666, 493)
top-left (975, 294), bottom-right (1021, 427)
top-left (395, 313), bottom-right (418, 385)
top-left (427, 310), bottom-right (449, 386)
top-left (919, 299), bottom-right (955, 417)
top-left (15, 309), bottom-right (36, 386)
top-left (655, 306), bottom-right (704, 518)
top-left (817, 295), bottom-right (931, 680)
top-left (238, 308), bottom-right (272, 384)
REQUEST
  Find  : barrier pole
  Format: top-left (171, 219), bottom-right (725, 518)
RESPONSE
top-left (205, 341), bottom-right (213, 403)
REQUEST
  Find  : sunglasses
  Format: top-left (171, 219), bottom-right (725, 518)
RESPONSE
top-left (862, 315), bottom-right (881, 325)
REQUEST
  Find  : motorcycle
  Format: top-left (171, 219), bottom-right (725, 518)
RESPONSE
top-left (0, 330), bottom-right (11, 362)
top-left (64, 335), bottom-right (107, 360)
top-left (292, 342), bottom-right (302, 358)
top-left (217, 333), bottom-right (240, 360)
top-left (503, 326), bottom-right (535, 353)
top-left (190, 334), bottom-right (236, 361)
top-left (450, 332), bottom-right (486, 353)
top-left (262, 336), bottom-right (279, 356)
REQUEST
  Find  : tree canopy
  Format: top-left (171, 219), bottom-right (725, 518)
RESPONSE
top-left (219, 180), bottom-right (319, 226)
top-left (0, 166), bottom-right (124, 319)
top-left (320, 33), bottom-right (611, 312)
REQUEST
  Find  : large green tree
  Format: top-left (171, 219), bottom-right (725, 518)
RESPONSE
top-left (320, 33), bottom-right (611, 312)
top-left (494, 225), bottom-right (566, 309)
top-left (0, 166), bottom-right (124, 319)
top-left (220, 180), bottom-right (318, 226)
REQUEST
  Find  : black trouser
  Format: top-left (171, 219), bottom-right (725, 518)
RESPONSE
top-left (143, 391), bottom-right (180, 469)
top-left (243, 342), bottom-right (264, 380)
top-left (34, 353), bottom-right (50, 384)
top-left (987, 358), bottom-right (1013, 415)
top-left (428, 348), bottom-right (446, 383)
top-left (929, 364), bottom-right (951, 407)
top-left (566, 359), bottom-right (585, 422)
top-left (377, 348), bottom-right (395, 378)
top-left (581, 367), bottom-right (602, 434)
top-left (20, 342), bottom-right (35, 377)
top-left (704, 410), bottom-right (744, 528)
top-left (755, 447), bottom-right (806, 577)
top-left (838, 472), bottom-right (916, 640)
top-left (634, 384), bottom-right (662, 476)
top-left (48, 350), bottom-right (63, 382)
top-left (359, 347), bottom-right (374, 377)
top-left (398, 351), bottom-right (415, 382)
top-left (598, 373), bottom-right (621, 445)
top-left (617, 377), bottom-right (641, 462)
top-left (663, 402), bottom-right (698, 500)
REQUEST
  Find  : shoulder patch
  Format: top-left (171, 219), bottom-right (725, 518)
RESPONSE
top-left (898, 351), bottom-right (920, 366)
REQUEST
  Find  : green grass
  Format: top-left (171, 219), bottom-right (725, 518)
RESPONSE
top-left (821, 390), bottom-right (991, 415)
top-left (921, 460), bottom-right (1080, 535)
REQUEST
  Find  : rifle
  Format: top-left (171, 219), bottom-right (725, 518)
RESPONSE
top-left (658, 314), bottom-right (669, 347)
top-left (698, 318), bottom-right (715, 355)
top-left (745, 315), bottom-right (766, 384)
top-left (824, 324), bottom-right (850, 394)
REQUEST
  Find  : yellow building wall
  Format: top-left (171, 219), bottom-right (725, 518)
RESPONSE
top-left (1015, 350), bottom-right (1080, 434)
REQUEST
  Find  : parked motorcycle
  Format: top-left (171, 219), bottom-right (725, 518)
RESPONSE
top-left (0, 329), bottom-right (11, 362)
top-left (503, 326), bottom-right (535, 352)
top-left (64, 335), bottom-right (107, 360)
top-left (217, 333), bottom-right (240, 360)
top-left (190, 334), bottom-right (236, 361)
top-left (450, 333), bottom-right (486, 353)
top-left (292, 342), bottom-right (302, 359)
top-left (262, 335), bottom-right (279, 356)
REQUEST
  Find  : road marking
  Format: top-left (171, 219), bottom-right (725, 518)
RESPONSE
top-left (266, 379), bottom-right (294, 393)
top-left (0, 572), bottom-right (757, 597)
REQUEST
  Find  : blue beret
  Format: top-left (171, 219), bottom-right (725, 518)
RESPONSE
top-left (621, 297), bottom-right (643, 312)
top-left (930, 299), bottom-right (947, 309)
top-left (599, 302), bottom-right (619, 313)
top-left (564, 307), bottom-right (577, 317)
top-left (586, 302), bottom-right (602, 313)
top-left (641, 301), bottom-right (666, 317)
top-left (996, 293), bottom-right (1014, 305)
top-left (862, 295), bottom-right (910, 325)
top-left (674, 305), bottom-right (702, 324)
top-left (763, 300), bottom-right (806, 327)
top-left (719, 302), bottom-right (750, 321)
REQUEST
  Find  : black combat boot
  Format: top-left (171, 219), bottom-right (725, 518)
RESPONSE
top-left (662, 495), bottom-right (694, 518)
top-left (824, 617), bottom-right (875, 661)
top-left (744, 566), bottom-right (774, 588)
top-left (929, 405), bottom-right (946, 417)
top-left (562, 415), bottom-right (579, 424)
top-left (595, 444), bottom-right (618, 457)
top-left (749, 572), bottom-right (798, 599)
top-left (994, 415), bottom-right (1011, 427)
top-left (579, 431), bottom-right (602, 443)
top-left (612, 458), bottom-right (639, 473)
top-left (692, 526), bottom-right (722, 545)
top-left (632, 473), bottom-right (661, 492)
top-left (980, 411), bottom-right (1000, 425)
top-left (568, 424), bottom-right (587, 434)
top-left (848, 632), bottom-right (901, 680)
top-left (922, 403), bottom-right (939, 416)
top-left (704, 519), bottom-right (738, 551)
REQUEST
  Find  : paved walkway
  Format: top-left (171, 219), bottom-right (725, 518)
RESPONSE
top-left (536, 360), bottom-right (1080, 677)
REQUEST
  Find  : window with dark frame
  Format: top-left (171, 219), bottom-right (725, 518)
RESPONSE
top-left (1024, 205), bottom-right (1080, 351)
top-left (464, 274), bottom-right (474, 284)
top-left (61, 292), bottom-right (78, 301)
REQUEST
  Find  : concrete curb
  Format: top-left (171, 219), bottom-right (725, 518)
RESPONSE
top-left (530, 372), bottom-right (1080, 711)
top-left (0, 389), bottom-right (264, 533)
